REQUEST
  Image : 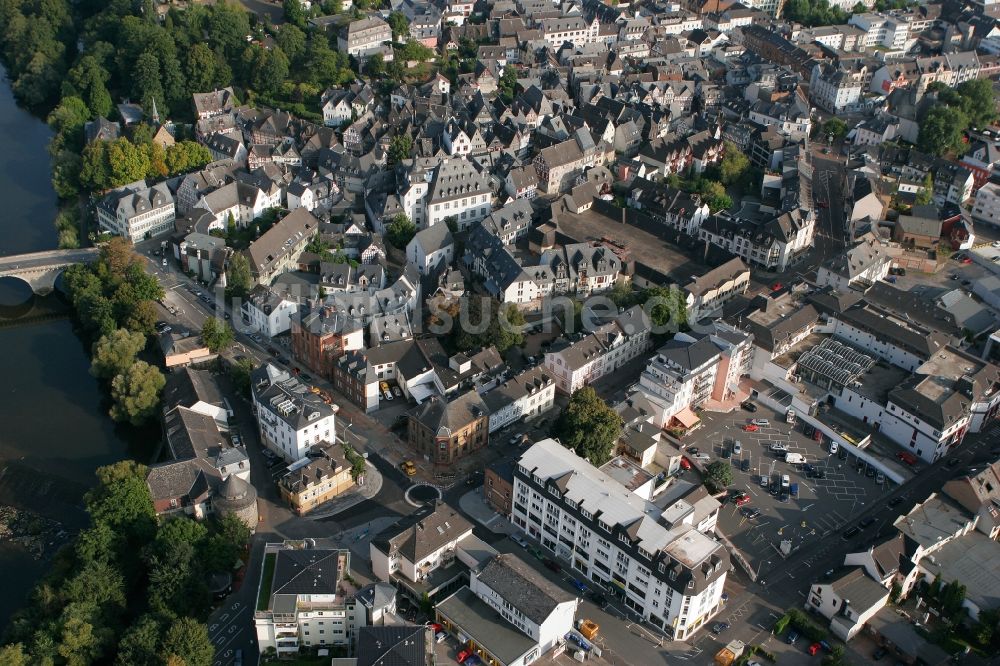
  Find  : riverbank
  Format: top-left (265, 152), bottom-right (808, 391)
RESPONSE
top-left (0, 504), bottom-right (71, 559)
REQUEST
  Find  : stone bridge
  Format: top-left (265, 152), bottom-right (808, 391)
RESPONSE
top-left (0, 248), bottom-right (100, 295)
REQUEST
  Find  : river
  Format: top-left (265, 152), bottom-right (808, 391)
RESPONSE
top-left (0, 68), bottom-right (149, 629)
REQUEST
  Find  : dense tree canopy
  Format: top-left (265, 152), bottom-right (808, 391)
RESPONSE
top-left (91, 329), bottom-right (148, 380)
top-left (552, 387), bottom-right (623, 466)
top-left (201, 317), bottom-right (234, 353)
top-left (110, 360), bottom-right (165, 425)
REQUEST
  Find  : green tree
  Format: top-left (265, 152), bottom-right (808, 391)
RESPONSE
top-left (640, 285), bottom-right (688, 332)
top-left (276, 23), bottom-right (307, 65)
top-left (719, 141), bottom-right (750, 186)
top-left (702, 180), bottom-right (732, 213)
top-left (84, 460), bottom-right (155, 542)
top-left (107, 137), bottom-right (152, 186)
top-left (398, 39), bottom-right (433, 62)
top-left (229, 356), bottom-right (256, 397)
top-left (47, 95), bottom-right (91, 153)
top-left (283, 0), bottom-right (306, 27)
top-left (91, 328), bottom-right (147, 380)
top-left (0, 644), bottom-right (30, 665)
top-left (704, 460), bottom-right (733, 491)
top-left (552, 387), bottom-right (623, 466)
top-left (956, 79), bottom-right (998, 129)
top-left (110, 360), bottom-right (165, 425)
top-left (918, 105), bottom-right (968, 157)
top-left (66, 55), bottom-right (113, 119)
top-left (161, 618), bottom-right (215, 666)
top-left (57, 616), bottom-right (101, 666)
top-left (115, 615), bottom-right (163, 666)
top-left (823, 117), bottom-right (848, 142)
top-left (165, 141), bottom-right (213, 175)
top-left (498, 64), bottom-right (517, 104)
top-left (80, 140), bottom-right (112, 191)
top-left (388, 134), bottom-right (413, 164)
top-left (385, 213), bottom-right (417, 248)
top-left (915, 172), bottom-right (934, 206)
top-left (388, 11), bottom-right (409, 39)
top-left (226, 253), bottom-right (254, 299)
top-left (51, 149), bottom-right (83, 199)
top-left (201, 316), bottom-right (235, 353)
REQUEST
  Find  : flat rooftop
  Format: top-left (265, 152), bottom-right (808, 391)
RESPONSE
top-left (599, 456), bottom-right (654, 492)
top-left (921, 530), bottom-right (1000, 613)
top-left (854, 362), bottom-right (912, 404)
top-left (663, 529), bottom-right (720, 569)
top-left (745, 294), bottom-right (801, 327)
top-left (436, 587), bottom-right (538, 666)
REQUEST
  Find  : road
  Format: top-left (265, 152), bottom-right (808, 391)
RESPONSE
top-left (0, 247), bottom-right (99, 271)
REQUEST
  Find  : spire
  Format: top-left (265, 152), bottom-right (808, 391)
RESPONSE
top-left (150, 97), bottom-right (160, 125)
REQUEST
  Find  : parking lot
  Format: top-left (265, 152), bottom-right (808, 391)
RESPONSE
top-left (696, 403), bottom-right (893, 569)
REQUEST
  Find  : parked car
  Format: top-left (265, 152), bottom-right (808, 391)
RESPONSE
top-left (732, 441), bottom-right (742, 456)
top-left (742, 424), bottom-right (759, 432)
top-left (829, 441), bottom-right (839, 455)
top-left (529, 546), bottom-right (545, 560)
top-left (876, 472), bottom-right (886, 484)
top-left (680, 457), bottom-right (692, 470)
top-left (393, 386), bottom-right (403, 398)
top-left (896, 451), bottom-right (917, 466)
top-left (740, 458), bottom-right (750, 472)
top-left (399, 460), bottom-right (417, 476)
top-left (786, 630), bottom-right (799, 645)
top-left (753, 419), bottom-right (770, 427)
top-left (808, 642), bottom-right (821, 656)
top-left (511, 533), bottom-right (529, 549)
top-left (712, 622), bottom-right (730, 634)
top-left (571, 579), bottom-right (588, 593)
top-left (543, 558), bottom-right (561, 573)
top-left (686, 447), bottom-right (700, 455)
top-left (741, 401), bottom-right (758, 412)
top-left (735, 495), bottom-right (751, 507)
top-left (435, 631), bottom-right (447, 644)
top-left (859, 516), bottom-right (876, 529)
top-left (741, 507), bottom-right (761, 520)
top-left (589, 592), bottom-right (608, 608)
top-left (693, 453), bottom-right (711, 460)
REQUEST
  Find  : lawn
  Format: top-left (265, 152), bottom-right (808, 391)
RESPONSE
top-left (257, 552), bottom-right (276, 611)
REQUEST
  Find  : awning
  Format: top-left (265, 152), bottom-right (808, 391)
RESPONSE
top-left (672, 407), bottom-right (700, 429)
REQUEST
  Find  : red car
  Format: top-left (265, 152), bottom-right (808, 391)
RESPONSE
top-left (428, 623), bottom-right (443, 633)
top-left (808, 642), bottom-right (821, 656)
top-left (897, 451), bottom-right (918, 466)
top-left (735, 496), bottom-right (751, 507)
top-left (680, 457), bottom-right (692, 470)
top-left (457, 650), bottom-right (472, 663)
top-left (742, 424), bottom-right (759, 432)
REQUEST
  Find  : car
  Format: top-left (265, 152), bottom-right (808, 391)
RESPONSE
top-left (742, 507), bottom-right (761, 519)
top-left (802, 463), bottom-right (815, 474)
top-left (950, 273), bottom-right (960, 280)
top-left (808, 642), bottom-right (822, 656)
top-left (231, 433), bottom-right (242, 447)
top-left (234, 649), bottom-right (243, 666)
top-left (781, 474), bottom-right (790, 489)
top-left (753, 419), bottom-right (770, 427)
top-left (380, 381), bottom-right (391, 394)
top-left (779, 491), bottom-right (789, 503)
top-left (161, 258), bottom-right (167, 266)
top-left (962, 279), bottom-right (972, 286)
top-left (769, 442), bottom-right (788, 453)
top-left (859, 516), bottom-right (876, 529)
top-left (300, 373), bottom-right (312, 382)
top-left (786, 630), bottom-right (799, 645)
top-left (829, 441), bottom-right (839, 455)
top-left (589, 592), bottom-right (608, 608)
top-left (740, 458), bottom-right (751, 472)
top-left (693, 453), bottom-right (711, 460)
top-left (712, 622), bottom-right (730, 634)
top-left (741, 400), bottom-right (758, 412)
top-left (680, 457), bottom-right (692, 470)
top-left (571, 579), bottom-right (587, 593)
top-left (511, 533), bottom-right (529, 548)
top-left (803, 424), bottom-right (815, 437)
top-left (721, 448), bottom-right (731, 459)
top-left (866, 465), bottom-right (876, 478)
top-left (543, 557), bottom-right (562, 573)
top-left (435, 631), bottom-right (447, 644)
top-left (735, 495), bottom-right (751, 507)
top-left (732, 441), bottom-right (742, 456)
top-left (872, 648), bottom-right (887, 660)
top-left (393, 386), bottom-right (403, 398)
top-left (760, 474), bottom-right (769, 488)
top-left (771, 282), bottom-right (783, 291)
top-left (465, 471), bottom-right (483, 487)
top-left (383, 389), bottom-right (394, 401)
top-left (992, 241), bottom-right (1000, 249)
top-left (812, 469), bottom-right (826, 479)
top-left (457, 649), bottom-right (472, 663)
top-left (687, 447), bottom-right (700, 455)
top-left (399, 460), bottom-right (417, 476)
top-left (770, 482), bottom-right (779, 496)
top-left (529, 546), bottom-right (545, 560)
top-left (876, 472), bottom-right (886, 484)
top-left (742, 424), bottom-right (759, 432)
top-left (961, 257), bottom-right (973, 264)
top-left (842, 526), bottom-right (860, 540)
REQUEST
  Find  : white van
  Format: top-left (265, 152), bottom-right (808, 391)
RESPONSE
top-left (785, 452), bottom-right (805, 464)
top-left (781, 474), bottom-right (790, 489)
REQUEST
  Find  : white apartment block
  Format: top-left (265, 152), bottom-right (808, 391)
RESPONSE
top-left (369, 502), bottom-right (474, 584)
top-left (241, 285), bottom-right (300, 338)
top-left (97, 181), bottom-right (176, 242)
top-left (539, 16), bottom-right (600, 48)
top-left (848, 13), bottom-right (909, 50)
top-left (544, 306), bottom-right (652, 394)
top-left (636, 325), bottom-right (753, 429)
top-left (426, 157), bottom-right (492, 230)
top-left (338, 17), bottom-right (392, 58)
top-left (972, 183), bottom-right (1000, 226)
top-left (511, 439), bottom-right (730, 641)
top-left (251, 363), bottom-right (337, 462)
top-left (254, 543), bottom-right (365, 656)
top-left (483, 366), bottom-right (556, 433)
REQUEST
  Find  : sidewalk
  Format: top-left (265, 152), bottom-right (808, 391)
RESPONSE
top-left (458, 489), bottom-right (515, 535)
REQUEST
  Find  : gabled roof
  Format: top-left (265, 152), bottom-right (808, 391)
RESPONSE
top-left (371, 501), bottom-right (473, 563)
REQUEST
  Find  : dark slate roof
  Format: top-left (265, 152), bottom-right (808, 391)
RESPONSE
top-left (370, 501), bottom-right (473, 563)
top-left (271, 549), bottom-right (343, 601)
top-left (475, 554), bottom-right (575, 625)
top-left (356, 625), bottom-right (431, 666)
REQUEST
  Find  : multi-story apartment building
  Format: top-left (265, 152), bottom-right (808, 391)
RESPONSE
top-left (972, 182), bottom-right (1000, 226)
top-left (636, 325), bottom-right (753, 429)
top-left (698, 205), bottom-right (815, 272)
top-left (809, 62), bottom-right (868, 114)
top-left (436, 554), bottom-right (579, 666)
top-left (251, 363), bottom-right (337, 462)
top-left (278, 443), bottom-right (355, 515)
top-left (483, 366), bottom-right (556, 433)
top-left (533, 131), bottom-right (600, 194)
top-left (290, 304), bottom-right (365, 380)
top-left (254, 543), bottom-right (364, 656)
top-left (510, 439), bottom-right (730, 640)
top-left (338, 16), bottom-right (392, 58)
top-left (241, 284), bottom-right (301, 338)
top-left (245, 208), bottom-right (320, 284)
top-left (544, 306), bottom-right (652, 394)
top-left (408, 390), bottom-right (489, 464)
top-left (538, 16), bottom-right (600, 48)
top-left (682, 258), bottom-right (750, 323)
top-left (370, 501), bottom-right (474, 585)
top-left (426, 157), bottom-right (492, 230)
top-left (97, 181), bottom-right (176, 242)
top-left (848, 13), bottom-right (909, 50)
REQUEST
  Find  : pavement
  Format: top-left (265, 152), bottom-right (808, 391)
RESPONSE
top-left (458, 488), bottom-right (516, 534)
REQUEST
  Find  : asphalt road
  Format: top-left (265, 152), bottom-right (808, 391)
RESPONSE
top-left (0, 247), bottom-right (99, 271)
